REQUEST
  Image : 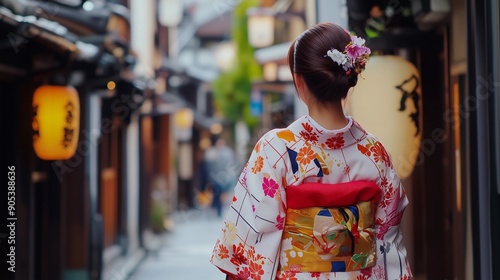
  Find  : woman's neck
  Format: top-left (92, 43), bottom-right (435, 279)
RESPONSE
top-left (308, 100), bottom-right (348, 130)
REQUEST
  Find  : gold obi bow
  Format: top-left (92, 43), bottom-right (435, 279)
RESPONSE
top-left (279, 181), bottom-right (381, 273)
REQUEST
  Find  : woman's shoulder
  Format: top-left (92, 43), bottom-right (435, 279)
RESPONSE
top-left (350, 117), bottom-right (385, 145)
top-left (250, 128), bottom-right (293, 158)
top-left (256, 128), bottom-right (291, 146)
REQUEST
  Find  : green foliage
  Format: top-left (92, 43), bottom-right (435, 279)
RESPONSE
top-left (212, 0), bottom-right (262, 128)
top-left (150, 199), bottom-right (167, 233)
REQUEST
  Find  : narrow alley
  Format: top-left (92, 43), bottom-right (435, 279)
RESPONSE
top-left (128, 209), bottom-right (226, 280)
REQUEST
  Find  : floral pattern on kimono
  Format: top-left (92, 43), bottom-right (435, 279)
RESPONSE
top-left (211, 115), bottom-right (412, 280)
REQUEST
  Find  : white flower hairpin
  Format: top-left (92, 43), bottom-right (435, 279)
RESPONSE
top-left (325, 34), bottom-right (371, 77)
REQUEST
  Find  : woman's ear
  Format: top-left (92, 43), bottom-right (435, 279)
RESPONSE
top-left (293, 73), bottom-right (305, 92)
top-left (293, 73), bottom-right (309, 104)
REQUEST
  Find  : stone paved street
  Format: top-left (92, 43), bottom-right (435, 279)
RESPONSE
top-left (128, 208), bottom-right (226, 280)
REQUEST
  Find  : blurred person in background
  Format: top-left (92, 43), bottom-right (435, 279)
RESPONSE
top-left (200, 136), bottom-right (236, 218)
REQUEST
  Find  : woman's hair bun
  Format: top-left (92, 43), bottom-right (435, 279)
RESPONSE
top-left (288, 22), bottom-right (370, 103)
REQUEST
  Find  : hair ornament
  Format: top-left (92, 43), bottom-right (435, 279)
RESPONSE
top-left (325, 34), bottom-right (371, 78)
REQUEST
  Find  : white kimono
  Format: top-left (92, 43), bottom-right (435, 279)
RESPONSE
top-left (211, 115), bottom-right (412, 280)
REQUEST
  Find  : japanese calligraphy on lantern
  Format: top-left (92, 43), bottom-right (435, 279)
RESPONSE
top-left (32, 85), bottom-right (80, 160)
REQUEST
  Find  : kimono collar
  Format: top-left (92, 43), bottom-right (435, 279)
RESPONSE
top-left (287, 115), bottom-right (368, 149)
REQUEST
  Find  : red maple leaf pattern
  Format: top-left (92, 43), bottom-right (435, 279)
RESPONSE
top-left (326, 134), bottom-right (345, 149)
top-left (299, 130), bottom-right (319, 143)
top-left (380, 176), bottom-right (389, 188)
top-left (380, 184), bottom-right (395, 208)
top-left (370, 141), bottom-right (392, 166)
top-left (280, 271), bottom-right (298, 280)
top-left (249, 261), bottom-right (264, 280)
top-left (357, 143), bottom-right (372, 156)
top-left (302, 122), bottom-right (314, 132)
top-left (230, 244), bottom-right (247, 266)
top-left (217, 244), bottom-right (229, 259)
top-left (247, 246), bottom-right (265, 263)
top-left (236, 266), bottom-right (251, 279)
top-left (310, 272), bottom-right (321, 278)
top-left (370, 142), bottom-right (386, 164)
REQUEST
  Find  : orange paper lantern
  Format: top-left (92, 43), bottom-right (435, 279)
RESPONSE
top-left (32, 85), bottom-right (80, 160)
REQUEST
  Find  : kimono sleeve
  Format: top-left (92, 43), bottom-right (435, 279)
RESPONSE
top-left (211, 132), bottom-right (287, 280)
top-left (374, 159), bottom-right (412, 279)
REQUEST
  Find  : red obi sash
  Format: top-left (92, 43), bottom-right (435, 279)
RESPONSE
top-left (279, 181), bottom-right (381, 273)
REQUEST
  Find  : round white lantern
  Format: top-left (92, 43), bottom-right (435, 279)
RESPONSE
top-left (348, 55), bottom-right (422, 179)
top-left (247, 8), bottom-right (275, 48)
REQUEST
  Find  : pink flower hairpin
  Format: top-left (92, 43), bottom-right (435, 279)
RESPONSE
top-left (325, 35), bottom-right (371, 77)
